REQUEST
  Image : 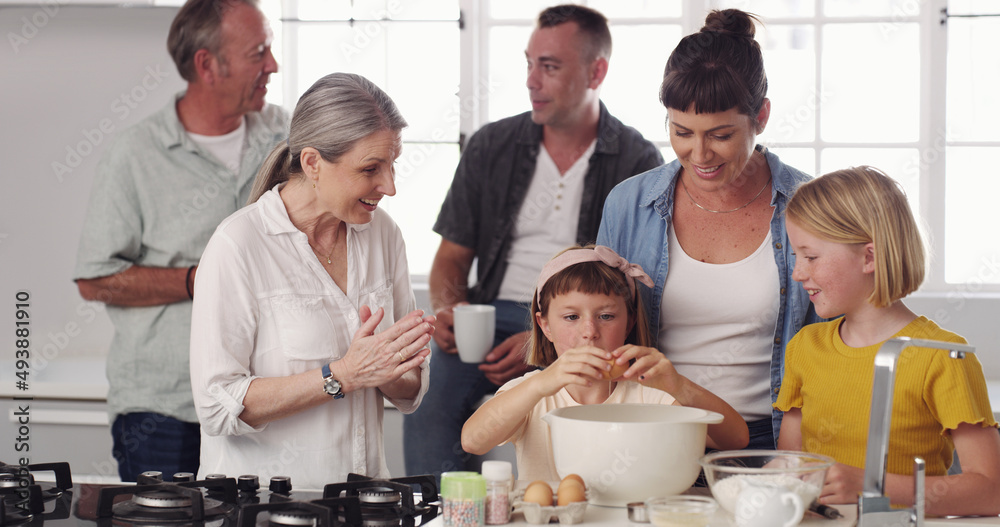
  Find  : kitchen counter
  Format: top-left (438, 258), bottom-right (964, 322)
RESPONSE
top-left (423, 501), bottom-right (1000, 526)
top-left (0, 358), bottom-right (107, 400)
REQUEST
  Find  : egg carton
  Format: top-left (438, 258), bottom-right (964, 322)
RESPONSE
top-left (511, 487), bottom-right (590, 524)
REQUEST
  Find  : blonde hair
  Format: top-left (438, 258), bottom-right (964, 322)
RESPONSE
top-left (527, 246), bottom-right (654, 367)
top-left (785, 166), bottom-right (925, 308)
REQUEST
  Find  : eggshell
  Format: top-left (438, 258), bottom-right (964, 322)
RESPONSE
top-left (602, 358), bottom-right (628, 380)
top-left (561, 474), bottom-right (586, 488)
top-left (523, 480), bottom-right (553, 506)
top-left (556, 478), bottom-right (586, 506)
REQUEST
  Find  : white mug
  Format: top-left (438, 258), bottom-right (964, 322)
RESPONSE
top-left (734, 481), bottom-right (805, 527)
top-left (453, 304), bottom-right (496, 363)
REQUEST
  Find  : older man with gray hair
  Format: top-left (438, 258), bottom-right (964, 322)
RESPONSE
top-left (73, 0), bottom-right (288, 481)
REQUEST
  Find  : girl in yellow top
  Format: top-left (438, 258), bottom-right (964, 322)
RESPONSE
top-left (462, 245), bottom-right (749, 482)
top-left (775, 166), bottom-right (1000, 516)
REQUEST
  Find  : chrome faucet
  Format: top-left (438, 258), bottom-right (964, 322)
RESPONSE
top-left (857, 337), bottom-right (976, 527)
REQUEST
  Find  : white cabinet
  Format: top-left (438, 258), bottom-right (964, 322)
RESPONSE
top-left (1, 398), bottom-right (116, 477)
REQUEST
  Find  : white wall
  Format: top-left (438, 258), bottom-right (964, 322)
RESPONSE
top-left (1, 5), bottom-right (186, 368)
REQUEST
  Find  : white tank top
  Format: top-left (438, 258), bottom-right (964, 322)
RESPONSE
top-left (658, 223), bottom-right (779, 420)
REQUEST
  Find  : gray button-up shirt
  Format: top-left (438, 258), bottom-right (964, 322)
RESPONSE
top-left (73, 93), bottom-right (289, 423)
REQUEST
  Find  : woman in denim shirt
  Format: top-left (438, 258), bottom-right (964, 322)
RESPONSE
top-left (596, 9), bottom-right (822, 450)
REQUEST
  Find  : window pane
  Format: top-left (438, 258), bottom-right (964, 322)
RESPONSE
top-left (386, 24), bottom-right (460, 142)
top-left (490, 0), bottom-right (552, 19)
top-left (819, 148), bottom-right (922, 226)
top-left (946, 147), bottom-right (1000, 285)
top-left (296, 1), bottom-right (352, 20)
top-left (759, 24), bottom-right (816, 145)
top-left (948, 0), bottom-right (997, 9)
top-left (723, 0), bottom-right (815, 18)
top-left (488, 26), bottom-right (533, 123)
top-left (296, 23), bottom-right (387, 90)
top-left (382, 143), bottom-right (461, 276)
top-left (769, 147), bottom-right (816, 176)
top-left (357, 0), bottom-right (458, 20)
top-left (603, 25), bottom-right (681, 143)
top-left (295, 0), bottom-right (457, 20)
top-left (589, 0), bottom-right (680, 18)
top-left (824, 0), bottom-right (920, 17)
top-left (947, 18), bottom-right (1000, 142)
top-left (294, 22), bottom-right (459, 142)
top-left (821, 23), bottom-right (919, 142)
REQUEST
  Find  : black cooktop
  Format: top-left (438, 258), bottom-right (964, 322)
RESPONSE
top-left (0, 461), bottom-right (439, 527)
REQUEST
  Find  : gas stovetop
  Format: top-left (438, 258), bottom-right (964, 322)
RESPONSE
top-left (0, 461), bottom-right (439, 527)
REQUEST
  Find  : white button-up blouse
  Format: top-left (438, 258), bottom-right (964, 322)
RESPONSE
top-left (190, 185), bottom-right (428, 488)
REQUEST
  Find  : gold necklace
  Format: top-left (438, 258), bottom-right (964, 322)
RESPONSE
top-left (680, 176), bottom-right (770, 214)
top-left (310, 241), bottom-right (335, 264)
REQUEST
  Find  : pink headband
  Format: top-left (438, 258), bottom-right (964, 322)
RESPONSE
top-left (535, 246), bottom-right (654, 309)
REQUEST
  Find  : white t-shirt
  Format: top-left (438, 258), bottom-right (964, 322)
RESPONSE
top-left (189, 185), bottom-right (428, 488)
top-left (497, 140), bottom-right (596, 303)
top-left (187, 117), bottom-right (246, 175)
top-left (658, 225), bottom-right (779, 420)
top-left (496, 370), bottom-right (676, 482)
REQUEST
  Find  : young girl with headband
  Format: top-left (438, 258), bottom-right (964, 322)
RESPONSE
top-left (775, 166), bottom-right (1000, 516)
top-left (462, 245), bottom-right (749, 482)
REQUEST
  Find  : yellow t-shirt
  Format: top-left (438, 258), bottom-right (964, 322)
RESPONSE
top-left (775, 316), bottom-right (997, 476)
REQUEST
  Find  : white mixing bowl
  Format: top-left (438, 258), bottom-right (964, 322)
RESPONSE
top-left (542, 404), bottom-right (723, 507)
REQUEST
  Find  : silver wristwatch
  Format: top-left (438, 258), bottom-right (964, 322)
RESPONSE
top-left (321, 363), bottom-right (344, 399)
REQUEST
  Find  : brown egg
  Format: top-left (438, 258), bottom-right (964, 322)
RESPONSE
top-left (561, 474), bottom-right (586, 489)
top-left (556, 478), bottom-right (586, 506)
top-left (523, 480), bottom-right (553, 506)
top-left (603, 357), bottom-right (628, 380)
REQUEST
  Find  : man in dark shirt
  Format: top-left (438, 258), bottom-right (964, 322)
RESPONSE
top-left (403, 4), bottom-right (663, 479)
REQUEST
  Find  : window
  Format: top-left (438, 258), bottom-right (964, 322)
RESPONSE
top-left (265, 0), bottom-right (996, 291)
top-left (261, 0), bottom-right (462, 277)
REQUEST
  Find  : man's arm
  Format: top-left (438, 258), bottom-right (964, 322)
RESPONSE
top-left (428, 239), bottom-right (475, 354)
top-left (77, 265), bottom-right (195, 307)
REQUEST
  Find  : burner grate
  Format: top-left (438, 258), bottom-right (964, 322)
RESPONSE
top-left (96, 478), bottom-right (238, 524)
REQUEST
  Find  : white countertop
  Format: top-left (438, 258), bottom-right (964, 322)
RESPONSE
top-left (425, 501), bottom-right (1000, 526)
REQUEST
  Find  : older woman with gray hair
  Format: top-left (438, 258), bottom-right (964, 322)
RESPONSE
top-left (190, 73), bottom-right (433, 487)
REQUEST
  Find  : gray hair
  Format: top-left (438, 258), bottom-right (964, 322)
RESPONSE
top-left (168, 0), bottom-right (260, 82)
top-left (248, 73), bottom-right (408, 204)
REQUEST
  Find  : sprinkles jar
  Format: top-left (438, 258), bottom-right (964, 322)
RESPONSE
top-left (441, 471), bottom-right (486, 527)
top-left (481, 461), bottom-right (512, 524)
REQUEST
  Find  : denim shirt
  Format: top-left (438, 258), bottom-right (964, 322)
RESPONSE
top-left (595, 147), bottom-right (823, 440)
top-left (434, 102), bottom-right (663, 304)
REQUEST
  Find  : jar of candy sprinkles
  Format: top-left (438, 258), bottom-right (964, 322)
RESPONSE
top-left (441, 471), bottom-right (486, 527)
top-left (481, 461), bottom-right (512, 524)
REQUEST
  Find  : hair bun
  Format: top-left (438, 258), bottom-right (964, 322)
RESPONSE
top-left (701, 9), bottom-right (758, 39)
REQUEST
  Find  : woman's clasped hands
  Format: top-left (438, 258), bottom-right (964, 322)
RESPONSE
top-left (337, 306), bottom-right (435, 393)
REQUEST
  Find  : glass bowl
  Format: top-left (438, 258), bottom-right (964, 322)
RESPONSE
top-left (699, 450), bottom-right (834, 515)
top-left (645, 496), bottom-right (719, 527)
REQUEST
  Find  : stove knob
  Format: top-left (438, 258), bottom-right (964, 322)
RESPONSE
top-left (172, 472), bottom-right (195, 482)
top-left (269, 476), bottom-right (292, 495)
top-left (205, 474), bottom-right (228, 480)
top-left (238, 475), bottom-right (260, 493)
top-left (140, 471), bottom-right (163, 481)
